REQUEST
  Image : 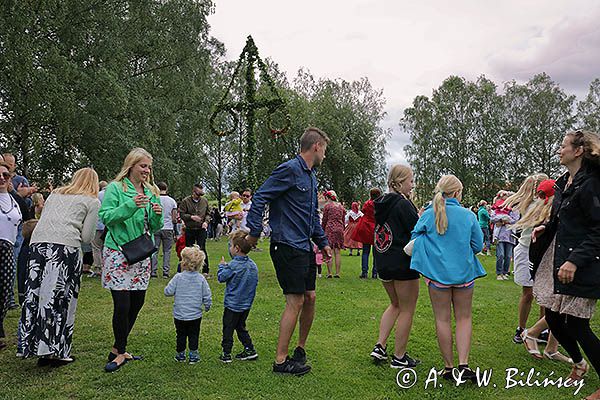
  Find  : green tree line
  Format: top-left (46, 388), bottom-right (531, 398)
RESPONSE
top-left (403, 74), bottom-right (600, 205)
top-left (0, 0), bottom-right (389, 205)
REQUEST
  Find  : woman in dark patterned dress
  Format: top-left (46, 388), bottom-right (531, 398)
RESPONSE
top-left (18, 168), bottom-right (99, 365)
top-left (321, 190), bottom-right (345, 278)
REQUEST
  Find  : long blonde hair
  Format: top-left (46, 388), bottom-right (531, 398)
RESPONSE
top-left (513, 194), bottom-right (554, 231)
top-left (114, 148), bottom-right (160, 196)
top-left (53, 168), bottom-right (99, 198)
top-left (432, 175), bottom-right (463, 235)
top-left (387, 164), bottom-right (412, 194)
top-left (503, 173), bottom-right (548, 214)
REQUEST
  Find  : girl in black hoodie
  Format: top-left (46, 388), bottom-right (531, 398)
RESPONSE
top-left (369, 164), bottom-right (420, 369)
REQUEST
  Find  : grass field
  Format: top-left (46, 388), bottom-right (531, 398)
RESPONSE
top-left (0, 239), bottom-right (598, 400)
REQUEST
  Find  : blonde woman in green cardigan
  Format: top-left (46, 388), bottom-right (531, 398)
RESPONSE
top-left (99, 148), bottom-right (163, 372)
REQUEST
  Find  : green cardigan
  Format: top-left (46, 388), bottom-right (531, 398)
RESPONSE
top-left (99, 179), bottom-right (163, 251)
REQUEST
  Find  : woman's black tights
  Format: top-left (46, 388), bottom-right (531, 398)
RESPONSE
top-left (545, 308), bottom-right (600, 377)
top-left (111, 290), bottom-right (146, 354)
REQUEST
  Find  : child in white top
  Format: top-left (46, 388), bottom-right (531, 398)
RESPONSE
top-left (164, 245), bottom-right (212, 364)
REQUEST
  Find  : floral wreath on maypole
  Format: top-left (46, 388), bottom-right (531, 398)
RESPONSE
top-left (209, 35), bottom-right (291, 189)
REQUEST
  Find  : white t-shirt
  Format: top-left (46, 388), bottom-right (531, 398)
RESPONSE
top-left (240, 200), bottom-right (252, 230)
top-left (160, 195), bottom-right (178, 230)
top-left (0, 193), bottom-right (22, 244)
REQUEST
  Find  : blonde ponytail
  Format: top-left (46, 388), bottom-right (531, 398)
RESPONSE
top-left (432, 175), bottom-right (463, 235)
top-left (433, 192), bottom-right (447, 235)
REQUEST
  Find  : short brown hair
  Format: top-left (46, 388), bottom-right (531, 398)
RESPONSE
top-left (229, 229), bottom-right (252, 254)
top-left (300, 127), bottom-right (330, 152)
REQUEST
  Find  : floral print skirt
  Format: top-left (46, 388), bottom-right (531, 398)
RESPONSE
top-left (102, 247), bottom-right (151, 291)
top-left (18, 243), bottom-right (81, 359)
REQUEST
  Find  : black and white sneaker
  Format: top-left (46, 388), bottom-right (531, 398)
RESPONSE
top-left (457, 365), bottom-right (477, 382)
top-left (272, 357), bottom-right (311, 376)
top-left (538, 330), bottom-right (549, 343)
top-left (390, 353), bottom-right (421, 368)
top-left (370, 343), bottom-right (388, 361)
top-left (513, 327), bottom-right (524, 344)
top-left (291, 346), bottom-right (306, 365)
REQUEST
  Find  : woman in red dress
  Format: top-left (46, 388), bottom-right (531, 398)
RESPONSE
top-left (322, 190), bottom-right (345, 278)
top-left (353, 188), bottom-right (382, 279)
top-left (344, 202), bottom-right (363, 255)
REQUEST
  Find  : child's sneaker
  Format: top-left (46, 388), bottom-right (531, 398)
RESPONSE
top-left (188, 350), bottom-right (200, 364)
top-left (174, 351), bottom-right (186, 362)
top-left (390, 353), bottom-right (421, 368)
top-left (219, 352), bottom-right (233, 363)
top-left (235, 347), bottom-right (258, 361)
top-left (370, 343), bottom-right (388, 361)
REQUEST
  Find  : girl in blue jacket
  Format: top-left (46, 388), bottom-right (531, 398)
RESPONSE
top-left (410, 175), bottom-right (486, 382)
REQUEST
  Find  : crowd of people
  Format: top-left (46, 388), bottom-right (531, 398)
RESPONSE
top-left (0, 127), bottom-right (598, 399)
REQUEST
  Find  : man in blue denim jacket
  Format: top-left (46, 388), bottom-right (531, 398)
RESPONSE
top-left (246, 127), bottom-right (332, 376)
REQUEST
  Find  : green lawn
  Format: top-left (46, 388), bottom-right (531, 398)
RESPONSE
top-left (0, 239), bottom-right (598, 399)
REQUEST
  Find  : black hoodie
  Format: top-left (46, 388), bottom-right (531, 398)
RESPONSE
top-left (373, 192), bottom-right (419, 274)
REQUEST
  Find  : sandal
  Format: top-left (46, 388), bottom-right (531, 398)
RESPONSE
top-left (521, 330), bottom-right (542, 359)
top-left (584, 388), bottom-right (600, 400)
top-left (568, 359), bottom-right (589, 382)
top-left (543, 350), bottom-right (572, 364)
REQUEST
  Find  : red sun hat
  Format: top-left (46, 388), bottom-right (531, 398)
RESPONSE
top-left (537, 179), bottom-right (556, 203)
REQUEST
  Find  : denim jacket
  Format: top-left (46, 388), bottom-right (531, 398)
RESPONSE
top-left (218, 255), bottom-right (258, 312)
top-left (246, 155), bottom-right (329, 252)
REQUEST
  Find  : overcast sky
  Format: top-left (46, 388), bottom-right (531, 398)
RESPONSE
top-left (208, 1), bottom-right (600, 164)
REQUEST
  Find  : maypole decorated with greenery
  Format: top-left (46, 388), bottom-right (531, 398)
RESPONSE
top-left (209, 35), bottom-right (291, 189)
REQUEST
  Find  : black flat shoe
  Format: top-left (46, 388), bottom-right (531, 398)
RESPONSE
top-left (37, 357), bottom-right (52, 367)
top-left (108, 352), bottom-right (143, 362)
top-left (105, 358), bottom-right (127, 372)
top-left (49, 357), bottom-right (75, 367)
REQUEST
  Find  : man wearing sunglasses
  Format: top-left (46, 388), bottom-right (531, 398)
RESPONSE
top-left (240, 189), bottom-right (252, 231)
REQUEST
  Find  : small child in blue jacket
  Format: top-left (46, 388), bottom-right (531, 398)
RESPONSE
top-left (165, 245), bottom-right (212, 364)
top-left (217, 230), bottom-right (259, 363)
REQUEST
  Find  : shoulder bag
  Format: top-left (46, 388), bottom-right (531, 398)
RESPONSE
top-left (110, 207), bottom-right (157, 265)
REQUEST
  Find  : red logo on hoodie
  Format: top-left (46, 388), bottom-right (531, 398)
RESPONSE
top-left (374, 223), bottom-right (393, 253)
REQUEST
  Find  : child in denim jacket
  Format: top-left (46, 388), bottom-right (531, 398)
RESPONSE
top-left (217, 230), bottom-right (259, 362)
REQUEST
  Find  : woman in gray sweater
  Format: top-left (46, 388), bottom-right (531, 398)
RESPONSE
top-left (18, 168), bottom-right (99, 365)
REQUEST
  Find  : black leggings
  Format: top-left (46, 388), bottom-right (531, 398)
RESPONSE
top-left (545, 308), bottom-right (600, 377)
top-left (111, 290), bottom-right (146, 354)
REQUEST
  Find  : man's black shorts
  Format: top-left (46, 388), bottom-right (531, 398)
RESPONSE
top-left (270, 242), bottom-right (316, 294)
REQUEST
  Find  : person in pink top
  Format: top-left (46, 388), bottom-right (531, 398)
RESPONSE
top-left (321, 190), bottom-right (345, 278)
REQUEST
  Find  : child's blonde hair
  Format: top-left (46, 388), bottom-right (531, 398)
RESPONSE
top-left (230, 191), bottom-right (240, 199)
top-left (503, 173), bottom-right (548, 214)
top-left (432, 175), bottom-right (463, 235)
top-left (180, 245), bottom-right (206, 272)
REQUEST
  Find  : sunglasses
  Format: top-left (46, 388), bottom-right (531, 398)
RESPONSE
top-left (1, 172), bottom-right (9, 179)
top-left (242, 194), bottom-right (251, 198)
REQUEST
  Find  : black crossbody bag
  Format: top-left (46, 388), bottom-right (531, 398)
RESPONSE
top-left (109, 207), bottom-right (157, 265)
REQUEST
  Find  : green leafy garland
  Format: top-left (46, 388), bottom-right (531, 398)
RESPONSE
top-left (209, 35), bottom-right (291, 188)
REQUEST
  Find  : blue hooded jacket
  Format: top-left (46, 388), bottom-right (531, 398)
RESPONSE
top-left (410, 198), bottom-right (486, 285)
